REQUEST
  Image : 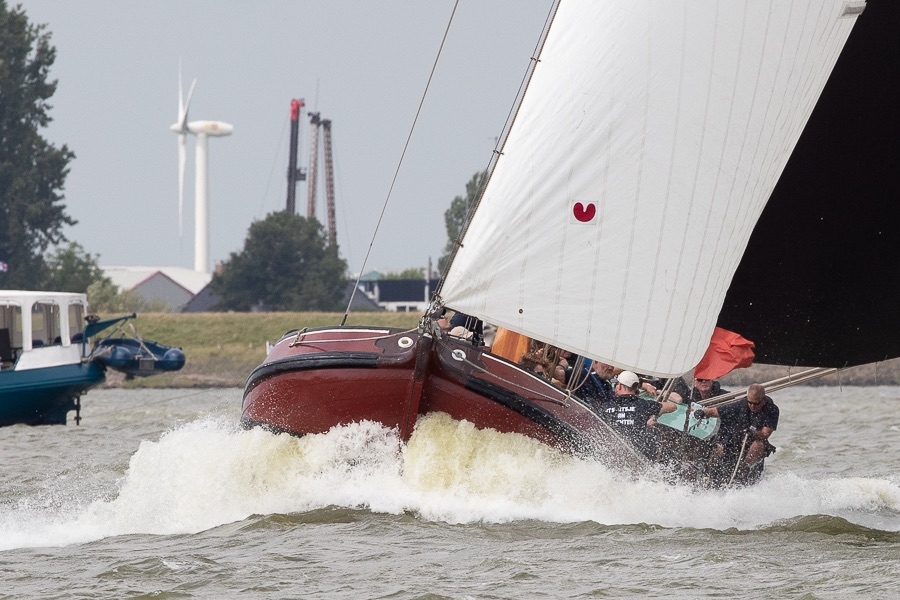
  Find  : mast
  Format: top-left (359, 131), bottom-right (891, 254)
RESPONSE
top-left (306, 112), bottom-right (321, 219)
top-left (322, 119), bottom-right (337, 248)
top-left (286, 98), bottom-right (305, 215)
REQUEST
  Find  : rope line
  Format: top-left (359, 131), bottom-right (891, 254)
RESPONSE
top-left (290, 328), bottom-right (419, 347)
top-left (341, 0), bottom-right (461, 326)
top-left (84, 389), bottom-right (212, 420)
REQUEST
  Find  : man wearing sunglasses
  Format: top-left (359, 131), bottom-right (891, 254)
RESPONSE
top-left (693, 383), bottom-right (780, 485)
top-left (690, 376), bottom-right (729, 402)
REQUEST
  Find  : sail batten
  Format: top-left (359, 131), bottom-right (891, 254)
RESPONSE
top-left (441, 0), bottom-right (862, 377)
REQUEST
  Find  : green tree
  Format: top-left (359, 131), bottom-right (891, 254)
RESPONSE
top-left (44, 242), bottom-right (109, 293)
top-left (382, 268), bottom-right (426, 280)
top-left (86, 278), bottom-right (122, 313)
top-left (438, 171), bottom-right (486, 275)
top-left (0, 3), bottom-right (76, 289)
top-left (210, 212), bottom-right (348, 311)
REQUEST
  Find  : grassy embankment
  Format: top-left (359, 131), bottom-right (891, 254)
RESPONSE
top-left (107, 312), bottom-right (900, 388)
top-left (104, 312), bottom-right (420, 389)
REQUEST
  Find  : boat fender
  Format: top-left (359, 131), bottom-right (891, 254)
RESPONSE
top-left (163, 347), bottom-right (185, 361)
top-left (109, 346), bottom-right (131, 363)
top-left (162, 347), bottom-right (187, 369)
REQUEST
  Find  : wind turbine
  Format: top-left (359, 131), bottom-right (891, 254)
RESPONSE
top-left (169, 65), bottom-right (233, 274)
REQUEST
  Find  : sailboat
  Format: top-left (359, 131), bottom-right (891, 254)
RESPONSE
top-left (242, 0), bottom-right (898, 483)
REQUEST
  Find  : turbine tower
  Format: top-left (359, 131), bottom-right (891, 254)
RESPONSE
top-left (169, 66), bottom-right (233, 273)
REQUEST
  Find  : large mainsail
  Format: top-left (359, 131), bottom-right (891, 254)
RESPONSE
top-left (440, 0), bottom-right (863, 376)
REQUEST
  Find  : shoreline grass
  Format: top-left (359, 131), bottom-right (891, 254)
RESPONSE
top-left (103, 312), bottom-right (900, 389)
top-left (102, 311), bottom-right (420, 389)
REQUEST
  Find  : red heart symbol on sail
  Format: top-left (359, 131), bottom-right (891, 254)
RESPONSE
top-left (573, 202), bottom-right (596, 222)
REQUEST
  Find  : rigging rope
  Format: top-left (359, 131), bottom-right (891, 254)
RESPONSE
top-left (83, 389), bottom-right (211, 421)
top-left (435, 0), bottom-right (560, 300)
top-left (341, 0), bottom-right (461, 326)
top-left (727, 432), bottom-right (751, 488)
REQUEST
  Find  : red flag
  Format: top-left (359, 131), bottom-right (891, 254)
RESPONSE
top-left (693, 327), bottom-right (755, 380)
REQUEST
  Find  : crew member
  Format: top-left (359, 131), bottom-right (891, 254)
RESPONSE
top-left (694, 383), bottom-right (779, 484)
top-left (597, 370), bottom-right (678, 460)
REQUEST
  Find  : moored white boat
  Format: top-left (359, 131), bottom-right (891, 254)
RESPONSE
top-left (1, 290), bottom-right (184, 426)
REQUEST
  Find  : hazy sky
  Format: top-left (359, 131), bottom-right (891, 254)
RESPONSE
top-left (20, 1), bottom-right (551, 274)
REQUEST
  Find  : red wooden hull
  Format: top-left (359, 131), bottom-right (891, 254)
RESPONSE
top-left (241, 326), bottom-right (646, 472)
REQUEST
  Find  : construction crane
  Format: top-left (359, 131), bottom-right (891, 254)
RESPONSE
top-left (285, 99), bottom-right (307, 215)
top-left (321, 119), bottom-right (337, 248)
top-left (306, 112), bottom-right (320, 220)
top-left (285, 100), bottom-right (337, 247)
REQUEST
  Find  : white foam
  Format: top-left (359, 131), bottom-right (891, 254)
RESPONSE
top-left (2, 412), bottom-right (898, 549)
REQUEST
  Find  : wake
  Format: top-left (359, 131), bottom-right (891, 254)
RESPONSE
top-left (2, 412), bottom-right (899, 550)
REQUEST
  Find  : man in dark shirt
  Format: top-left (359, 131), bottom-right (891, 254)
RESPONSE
top-left (597, 370), bottom-right (678, 460)
top-left (575, 359), bottom-right (616, 408)
top-left (690, 376), bottom-right (729, 401)
top-left (695, 383), bottom-right (779, 484)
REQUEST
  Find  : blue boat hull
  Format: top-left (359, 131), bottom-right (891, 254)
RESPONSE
top-left (0, 362), bottom-right (106, 426)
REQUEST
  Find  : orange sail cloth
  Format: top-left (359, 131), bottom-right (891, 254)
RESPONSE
top-left (491, 327), bottom-right (532, 363)
top-left (693, 327), bottom-right (755, 380)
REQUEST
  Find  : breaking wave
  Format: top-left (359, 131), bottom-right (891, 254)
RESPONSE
top-left (2, 412), bottom-right (899, 550)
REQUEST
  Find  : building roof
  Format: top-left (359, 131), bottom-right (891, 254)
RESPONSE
top-left (102, 266), bottom-right (212, 295)
top-left (181, 284), bottom-right (221, 312)
top-left (342, 283), bottom-right (384, 312)
top-left (363, 279), bottom-right (441, 302)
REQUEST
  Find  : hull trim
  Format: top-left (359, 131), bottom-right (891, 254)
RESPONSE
top-left (245, 351), bottom-right (380, 392)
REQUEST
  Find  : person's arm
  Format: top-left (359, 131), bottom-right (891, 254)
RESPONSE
top-left (693, 406), bottom-right (720, 419)
top-left (749, 402), bottom-right (779, 440)
top-left (641, 382), bottom-right (684, 403)
top-left (749, 425), bottom-right (774, 441)
top-left (658, 400), bottom-right (679, 414)
top-left (661, 391), bottom-right (683, 403)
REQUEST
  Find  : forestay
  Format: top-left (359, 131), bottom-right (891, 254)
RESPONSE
top-left (440, 0), bottom-right (863, 376)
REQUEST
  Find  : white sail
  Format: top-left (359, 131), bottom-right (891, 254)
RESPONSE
top-left (440, 0), bottom-right (862, 377)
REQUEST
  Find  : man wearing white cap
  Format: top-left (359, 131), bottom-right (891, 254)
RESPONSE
top-left (598, 370), bottom-right (679, 460)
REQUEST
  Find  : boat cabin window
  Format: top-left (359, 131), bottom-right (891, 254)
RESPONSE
top-left (31, 301), bottom-right (62, 347)
top-left (0, 303), bottom-right (23, 365)
top-left (68, 302), bottom-right (85, 343)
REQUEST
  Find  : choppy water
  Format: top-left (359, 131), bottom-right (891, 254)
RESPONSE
top-left (2, 386), bottom-right (899, 599)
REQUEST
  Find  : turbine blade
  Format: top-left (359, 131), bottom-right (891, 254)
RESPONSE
top-left (177, 60), bottom-right (184, 121)
top-left (178, 79), bottom-right (197, 132)
top-left (184, 79), bottom-right (197, 118)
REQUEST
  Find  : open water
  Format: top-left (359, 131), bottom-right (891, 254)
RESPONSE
top-left (1, 386), bottom-right (899, 599)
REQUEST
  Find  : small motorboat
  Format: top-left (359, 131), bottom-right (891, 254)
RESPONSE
top-left (92, 337), bottom-right (186, 378)
top-left (0, 293), bottom-right (127, 425)
top-left (1, 292), bottom-right (186, 426)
